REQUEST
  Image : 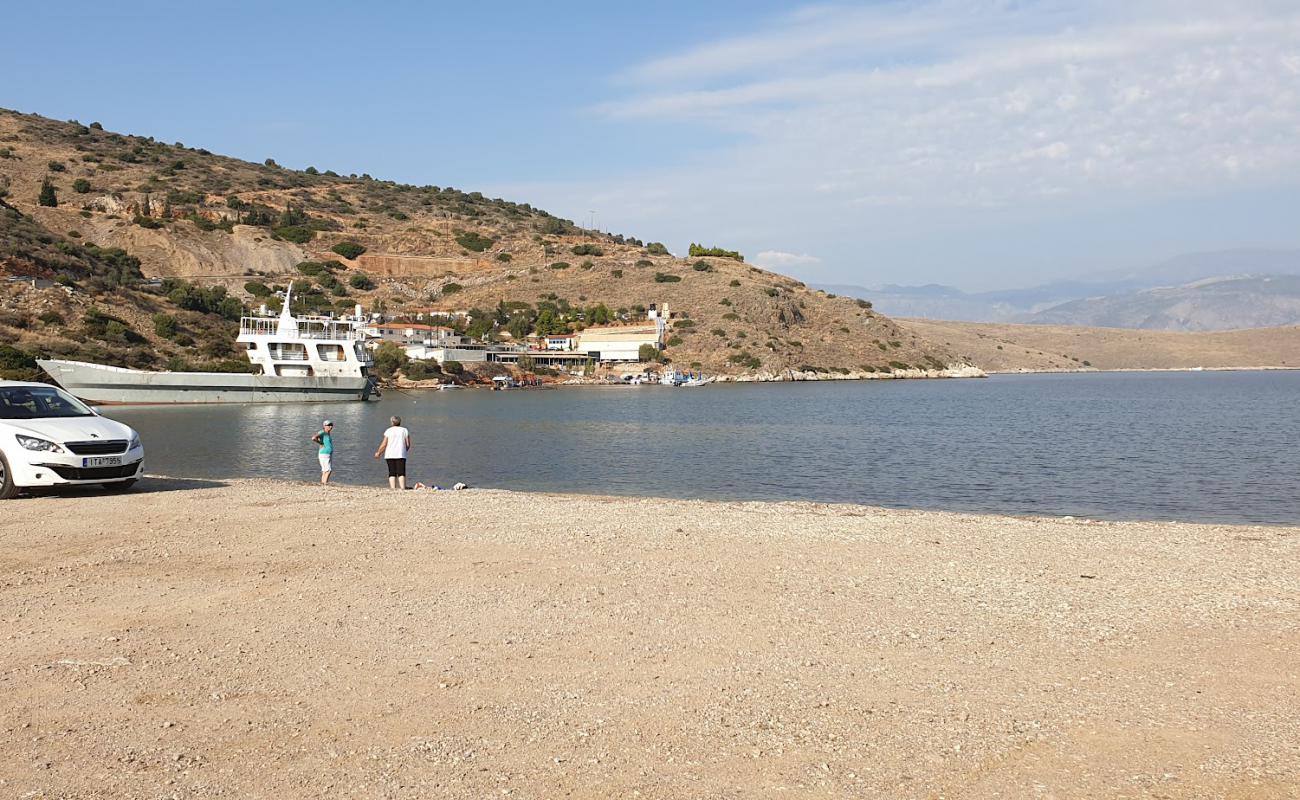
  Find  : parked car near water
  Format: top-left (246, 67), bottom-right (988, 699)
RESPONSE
top-left (0, 381), bottom-right (144, 499)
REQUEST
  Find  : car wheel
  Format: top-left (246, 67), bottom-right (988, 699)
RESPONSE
top-left (0, 452), bottom-right (18, 500)
top-left (101, 479), bottom-right (138, 493)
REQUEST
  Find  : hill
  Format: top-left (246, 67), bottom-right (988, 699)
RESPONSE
top-left (899, 318), bottom-right (1300, 372)
top-left (824, 249), bottom-right (1300, 330)
top-left (0, 108), bottom-right (969, 381)
top-left (1023, 275), bottom-right (1300, 331)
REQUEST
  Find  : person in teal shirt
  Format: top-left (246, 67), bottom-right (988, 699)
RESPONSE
top-left (311, 420), bottom-right (335, 484)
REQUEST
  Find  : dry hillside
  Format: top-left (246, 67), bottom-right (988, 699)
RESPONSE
top-left (901, 317), bottom-right (1300, 372)
top-left (0, 108), bottom-right (970, 380)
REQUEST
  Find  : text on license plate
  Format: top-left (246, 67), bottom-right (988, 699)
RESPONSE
top-left (84, 456), bottom-right (122, 468)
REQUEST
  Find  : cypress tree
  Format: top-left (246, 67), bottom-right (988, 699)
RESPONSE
top-left (38, 178), bottom-right (58, 207)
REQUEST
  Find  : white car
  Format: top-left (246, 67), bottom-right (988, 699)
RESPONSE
top-left (0, 381), bottom-right (144, 499)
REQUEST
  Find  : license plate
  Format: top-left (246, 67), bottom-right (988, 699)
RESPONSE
top-left (84, 456), bottom-right (122, 468)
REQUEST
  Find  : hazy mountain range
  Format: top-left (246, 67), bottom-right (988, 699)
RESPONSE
top-left (821, 249), bottom-right (1300, 331)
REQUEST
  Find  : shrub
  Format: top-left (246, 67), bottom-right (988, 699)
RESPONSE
top-left (442, 359), bottom-right (464, 375)
top-left (90, 121), bottom-right (103, 130)
top-left (888, 361), bottom-right (911, 371)
top-left (549, 261), bottom-right (570, 270)
top-left (688, 243), bottom-right (743, 261)
top-left (638, 343), bottom-right (660, 362)
top-left (764, 287), bottom-right (778, 297)
top-left (403, 359), bottom-right (441, 380)
top-left (273, 225), bottom-right (314, 244)
top-left (634, 259), bottom-right (652, 268)
top-left (245, 281), bottom-right (273, 297)
top-left (349, 273), bottom-right (376, 290)
top-left (72, 178), bottom-right (92, 193)
top-left (539, 217), bottom-right (572, 235)
top-left (0, 345), bottom-right (38, 379)
top-left (611, 269), bottom-right (623, 278)
top-left (856, 298), bottom-right (872, 309)
top-left (729, 279), bottom-right (741, 287)
top-left (727, 351), bottom-right (761, 370)
top-left (38, 311), bottom-right (64, 325)
top-left (666, 336), bottom-right (683, 347)
top-left (38, 178), bottom-right (58, 207)
top-left (133, 214), bottom-right (163, 229)
top-left (152, 313), bottom-right (179, 338)
top-left (47, 160), bottom-right (66, 172)
top-left (673, 319), bottom-right (694, 328)
top-left (719, 298), bottom-right (732, 306)
top-left (722, 312), bottom-right (740, 321)
top-left (296, 261), bottom-right (326, 276)
top-left (330, 241), bottom-right (366, 260)
top-left (456, 231), bottom-right (494, 252)
top-left (496, 252), bottom-right (512, 262)
top-left (441, 282), bottom-right (463, 294)
top-left (580, 260), bottom-right (594, 270)
top-left (692, 260), bottom-right (712, 271)
top-left (645, 242), bottom-right (669, 256)
top-left (711, 328), bottom-right (727, 337)
top-left (654, 272), bottom-right (681, 283)
top-left (572, 243), bottom-right (603, 256)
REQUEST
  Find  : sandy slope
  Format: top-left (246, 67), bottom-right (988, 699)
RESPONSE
top-left (900, 317), bottom-right (1300, 372)
top-left (2, 479), bottom-right (1297, 799)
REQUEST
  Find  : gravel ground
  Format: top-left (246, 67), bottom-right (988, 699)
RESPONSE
top-left (2, 478), bottom-right (1298, 799)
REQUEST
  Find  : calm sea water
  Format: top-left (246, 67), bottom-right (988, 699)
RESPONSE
top-left (102, 372), bottom-right (1300, 524)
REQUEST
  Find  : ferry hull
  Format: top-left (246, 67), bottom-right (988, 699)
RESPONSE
top-left (39, 360), bottom-right (374, 404)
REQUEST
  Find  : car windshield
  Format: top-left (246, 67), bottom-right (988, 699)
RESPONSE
top-left (0, 385), bottom-right (95, 419)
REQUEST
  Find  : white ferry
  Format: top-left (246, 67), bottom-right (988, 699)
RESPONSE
top-left (39, 288), bottom-right (377, 404)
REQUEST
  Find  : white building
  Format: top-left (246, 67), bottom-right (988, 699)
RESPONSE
top-left (576, 323), bottom-right (663, 363)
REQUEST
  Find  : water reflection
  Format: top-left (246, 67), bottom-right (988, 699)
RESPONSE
top-left (102, 372), bottom-right (1300, 524)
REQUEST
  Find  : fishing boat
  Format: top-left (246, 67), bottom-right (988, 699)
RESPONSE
top-left (39, 287), bottom-right (377, 404)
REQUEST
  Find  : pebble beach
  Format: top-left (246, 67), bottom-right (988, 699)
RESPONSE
top-left (2, 478), bottom-right (1297, 798)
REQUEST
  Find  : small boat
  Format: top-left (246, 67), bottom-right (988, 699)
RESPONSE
top-left (437, 383), bottom-right (463, 390)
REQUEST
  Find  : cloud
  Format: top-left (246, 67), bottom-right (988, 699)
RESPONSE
top-left (599, 1), bottom-right (1300, 207)
top-left (497, 1), bottom-right (1300, 286)
top-left (754, 250), bottom-right (822, 269)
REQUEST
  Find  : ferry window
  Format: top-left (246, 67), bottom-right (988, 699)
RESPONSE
top-left (316, 344), bottom-right (345, 362)
top-left (269, 343), bottom-right (308, 360)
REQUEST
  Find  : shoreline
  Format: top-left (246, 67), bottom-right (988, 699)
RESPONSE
top-left (392, 364), bottom-right (1299, 390)
top-left (3, 478), bottom-right (1297, 798)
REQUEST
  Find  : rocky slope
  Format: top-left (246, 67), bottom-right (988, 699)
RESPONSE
top-left (0, 108), bottom-right (971, 380)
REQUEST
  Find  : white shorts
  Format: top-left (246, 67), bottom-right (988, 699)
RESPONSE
top-left (318, 453), bottom-right (333, 472)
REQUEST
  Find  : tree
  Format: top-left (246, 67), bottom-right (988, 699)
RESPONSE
top-left (372, 341), bottom-right (408, 379)
top-left (72, 178), bottom-right (92, 193)
top-left (506, 312), bottom-right (534, 340)
top-left (645, 242), bottom-right (669, 256)
top-left (638, 343), bottom-right (660, 362)
top-left (517, 355), bottom-right (536, 372)
top-left (38, 178), bottom-right (58, 207)
top-left (349, 273), bottom-right (376, 290)
top-left (535, 308), bottom-right (565, 336)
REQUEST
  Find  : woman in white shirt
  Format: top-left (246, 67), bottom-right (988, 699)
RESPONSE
top-left (374, 415), bottom-right (412, 490)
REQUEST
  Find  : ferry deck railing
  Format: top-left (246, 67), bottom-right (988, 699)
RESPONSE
top-left (240, 317), bottom-right (364, 341)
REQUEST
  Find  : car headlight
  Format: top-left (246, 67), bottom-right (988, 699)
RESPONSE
top-left (16, 435), bottom-right (65, 453)
top-left (129, 432), bottom-right (142, 450)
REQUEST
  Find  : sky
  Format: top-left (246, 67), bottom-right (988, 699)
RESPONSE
top-left (5, 0), bottom-right (1300, 291)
